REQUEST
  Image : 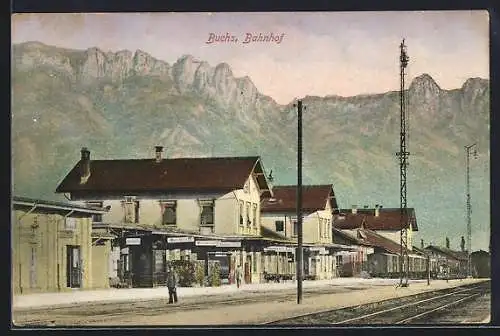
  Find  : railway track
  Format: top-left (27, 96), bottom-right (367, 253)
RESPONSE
top-left (265, 281), bottom-right (490, 325)
top-left (15, 285), bottom-right (367, 326)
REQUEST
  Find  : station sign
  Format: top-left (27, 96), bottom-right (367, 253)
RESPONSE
top-left (216, 241), bottom-right (241, 248)
top-left (167, 236), bottom-right (195, 244)
top-left (195, 240), bottom-right (220, 246)
top-left (308, 247), bottom-right (327, 254)
top-left (126, 237), bottom-right (141, 245)
top-left (264, 246), bottom-right (295, 253)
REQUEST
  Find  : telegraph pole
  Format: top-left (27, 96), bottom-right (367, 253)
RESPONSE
top-left (295, 99), bottom-right (304, 304)
top-left (465, 143), bottom-right (478, 278)
top-left (396, 39), bottom-right (410, 287)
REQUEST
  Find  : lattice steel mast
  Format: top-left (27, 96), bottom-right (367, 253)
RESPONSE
top-left (397, 39), bottom-right (410, 287)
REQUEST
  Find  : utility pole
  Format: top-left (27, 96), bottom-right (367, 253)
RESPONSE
top-left (294, 99), bottom-right (304, 304)
top-left (465, 143), bottom-right (478, 278)
top-left (396, 39), bottom-right (410, 287)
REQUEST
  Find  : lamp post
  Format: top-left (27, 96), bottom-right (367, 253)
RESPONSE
top-left (294, 99), bottom-right (304, 304)
top-left (465, 143), bottom-right (478, 278)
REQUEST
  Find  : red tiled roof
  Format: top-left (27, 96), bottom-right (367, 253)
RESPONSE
top-left (360, 229), bottom-right (410, 255)
top-left (333, 208), bottom-right (418, 231)
top-left (425, 245), bottom-right (468, 261)
top-left (332, 228), bottom-right (372, 247)
top-left (261, 185), bottom-right (337, 214)
top-left (56, 156), bottom-right (271, 195)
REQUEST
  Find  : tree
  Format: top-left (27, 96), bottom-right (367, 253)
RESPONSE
top-left (445, 237), bottom-right (450, 249)
top-left (461, 236), bottom-right (465, 252)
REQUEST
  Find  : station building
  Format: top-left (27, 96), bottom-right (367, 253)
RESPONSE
top-left (12, 197), bottom-right (111, 294)
top-left (55, 146), bottom-right (293, 287)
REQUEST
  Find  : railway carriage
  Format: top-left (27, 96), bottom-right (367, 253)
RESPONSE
top-left (368, 252), bottom-right (434, 279)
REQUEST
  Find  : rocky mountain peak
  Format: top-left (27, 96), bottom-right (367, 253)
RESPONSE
top-left (462, 77), bottom-right (488, 93)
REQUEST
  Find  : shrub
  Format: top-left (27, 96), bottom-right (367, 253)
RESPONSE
top-left (171, 260), bottom-right (196, 287)
top-left (194, 260), bottom-right (206, 287)
top-left (208, 261), bottom-right (221, 287)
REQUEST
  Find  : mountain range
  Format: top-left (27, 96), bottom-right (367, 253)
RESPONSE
top-left (11, 41), bottom-right (490, 251)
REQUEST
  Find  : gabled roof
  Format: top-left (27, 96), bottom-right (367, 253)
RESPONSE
top-left (359, 229), bottom-right (411, 255)
top-left (13, 196), bottom-right (108, 214)
top-left (56, 155), bottom-right (272, 196)
top-left (332, 228), bottom-right (371, 246)
top-left (333, 208), bottom-right (418, 231)
top-left (424, 245), bottom-right (468, 261)
top-left (261, 184), bottom-right (337, 214)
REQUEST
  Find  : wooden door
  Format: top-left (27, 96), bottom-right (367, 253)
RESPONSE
top-left (66, 245), bottom-right (82, 288)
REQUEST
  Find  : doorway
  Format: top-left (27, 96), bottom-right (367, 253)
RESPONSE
top-left (244, 255), bottom-right (252, 284)
top-left (66, 245), bottom-right (82, 288)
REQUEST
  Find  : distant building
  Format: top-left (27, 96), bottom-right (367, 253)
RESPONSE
top-left (333, 206), bottom-right (418, 251)
top-left (424, 245), bottom-right (468, 278)
top-left (261, 185), bottom-right (353, 280)
top-left (55, 147), bottom-right (276, 286)
top-left (470, 250), bottom-right (490, 278)
top-left (12, 196), bottom-right (111, 294)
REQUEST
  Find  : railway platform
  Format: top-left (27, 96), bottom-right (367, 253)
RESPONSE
top-left (13, 277), bottom-right (423, 310)
top-left (13, 278), bottom-right (486, 316)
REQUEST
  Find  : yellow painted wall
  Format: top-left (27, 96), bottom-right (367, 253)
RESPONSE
top-left (91, 173), bottom-right (262, 237)
top-left (91, 242), bottom-right (111, 289)
top-left (12, 209), bottom-right (101, 294)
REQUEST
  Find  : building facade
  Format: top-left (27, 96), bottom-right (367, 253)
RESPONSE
top-left (55, 147), bottom-right (274, 287)
top-left (333, 206), bottom-right (418, 252)
top-left (261, 185), bottom-right (341, 280)
top-left (12, 197), bottom-right (110, 294)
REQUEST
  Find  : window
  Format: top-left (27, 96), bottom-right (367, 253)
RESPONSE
top-left (65, 217), bottom-right (77, 231)
top-left (86, 201), bottom-right (103, 222)
top-left (161, 201), bottom-right (177, 225)
top-left (252, 204), bottom-right (258, 227)
top-left (200, 200), bottom-right (214, 225)
top-left (123, 197), bottom-right (138, 223)
top-left (293, 220), bottom-right (298, 237)
top-left (275, 220), bottom-right (284, 232)
top-left (244, 181), bottom-right (250, 193)
top-left (319, 218), bottom-right (323, 238)
top-left (246, 202), bottom-right (251, 226)
top-left (239, 201), bottom-right (244, 226)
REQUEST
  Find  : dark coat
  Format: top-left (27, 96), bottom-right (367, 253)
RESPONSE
top-left (166, 270), bottom-right (178, 288)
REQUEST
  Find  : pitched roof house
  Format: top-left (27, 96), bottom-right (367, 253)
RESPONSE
top-left (260, 185), bottom-right (337, 244)
top-left (56, 147), bottom-right (273, 237)
top-left (334, 206), bottom-right (418, 251)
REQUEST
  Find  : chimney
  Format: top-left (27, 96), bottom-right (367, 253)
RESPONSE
top-left (375, 204), bottom-right (380, 217)
top-left (155, 146), bottom-right (164, 163)
top-left (351, 205), bottom-right (357, 214)
top-left (80, 147), bottom-right (91, 184)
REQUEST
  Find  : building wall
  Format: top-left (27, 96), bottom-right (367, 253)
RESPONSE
top-left (214, 192), bottom-right (238, 235)
top-left (91, 242), bottom-right (111, 289)
top-left (75, 174), bottom-right (262, 237)
top-left (12, 209), bottom-right (94, 294)
top-left (262, 211), bottom-right (332, 245)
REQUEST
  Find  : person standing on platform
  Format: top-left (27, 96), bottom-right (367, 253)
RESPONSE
top-left (166, 265), bottom-right (179, 304)
top-left (235, 264), bottom-right (243, 288)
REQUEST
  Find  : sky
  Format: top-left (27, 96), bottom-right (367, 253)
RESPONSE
top-left (12, 11), bottom-right (489, 105)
